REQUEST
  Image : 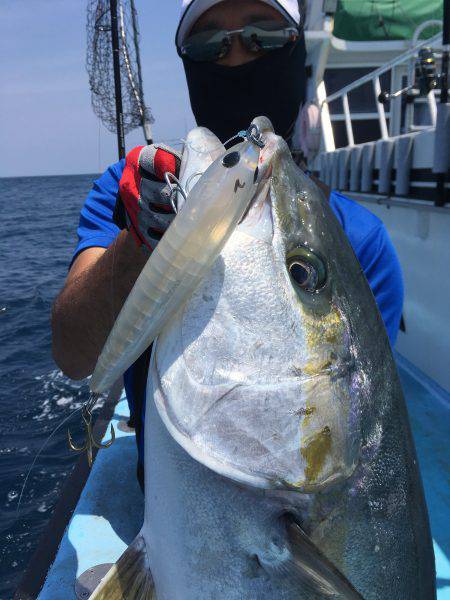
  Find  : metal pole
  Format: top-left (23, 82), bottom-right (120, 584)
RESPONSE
top-left (342, 94), bottom-right (355, 147)
top-left (373, 77), bottom-right (389, 139)
top-left (441, 0), bottom-right (450, 104)
top-left (130, 0), bottom-right (153, 144)
top-left (110, 0), bottom-right (126, 159)
top-left (436, 0), bottom-right (450, 206)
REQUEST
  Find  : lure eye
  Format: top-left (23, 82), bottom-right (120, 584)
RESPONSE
top-left (287, 248), bottom-right (327, 293)
top-left (222, 151), bottom-right (240, 168)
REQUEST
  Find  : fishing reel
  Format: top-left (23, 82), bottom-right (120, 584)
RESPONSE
top-left (378, 47), bottom-right (439, 105)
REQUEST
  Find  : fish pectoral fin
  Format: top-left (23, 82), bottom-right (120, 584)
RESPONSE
top-left (90, 534), bottom-right (155, 600)
top-left (283, 516), bottom-right (364, 599)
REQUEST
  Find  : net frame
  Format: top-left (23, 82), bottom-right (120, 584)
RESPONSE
top-left (86, 0), bottom-right (154, 138)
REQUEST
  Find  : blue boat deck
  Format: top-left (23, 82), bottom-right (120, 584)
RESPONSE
top-left (38, 398), bottom-right (144, 599)
top-left (38, 355), bottom-right (450, 599)
top-left (396, 354), bottom-right (450, 597)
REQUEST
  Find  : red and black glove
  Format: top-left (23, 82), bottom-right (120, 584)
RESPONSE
top-left (114, 144), bottom-right (182, 251)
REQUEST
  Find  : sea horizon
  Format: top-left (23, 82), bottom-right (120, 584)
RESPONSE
top-left (0, 171), bottom-right (102, 180)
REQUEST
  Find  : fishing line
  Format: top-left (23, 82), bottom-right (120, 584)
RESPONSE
top-left (97, 117), bottom-right (101, 174)
top-left (16, 405), bottom-right (84, 517)
top-left (180, 137), bottom-right (223, 155)
top-left (223, 131), bottom-right (246, 148)
top-left (224, 124), bottom-right (265, 149)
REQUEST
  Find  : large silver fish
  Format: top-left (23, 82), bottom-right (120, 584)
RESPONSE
top-left (92, 120), bottom-right (435, 599)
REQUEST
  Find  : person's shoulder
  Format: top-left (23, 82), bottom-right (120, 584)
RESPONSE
top-left (83, 159), bottom-right (126, 216)
top-left (80, 159), bottom-right (126, 226)
top-left (73, 160), bottom-right (125, 262)
top-left (92, 159), bottom-right (126, 195)
top-left (329, 190), bottom-right (385, 252)
top-left (109, 158), bottom-right (126, 179)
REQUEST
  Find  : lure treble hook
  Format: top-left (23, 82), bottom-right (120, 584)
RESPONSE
top-left (67, 394), bottom-right (115, 467)
top-left (164, 171), bottom-right (188, 214)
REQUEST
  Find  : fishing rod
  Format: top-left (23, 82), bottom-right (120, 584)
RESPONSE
top-left (110, 0), bottom-right (126, 160)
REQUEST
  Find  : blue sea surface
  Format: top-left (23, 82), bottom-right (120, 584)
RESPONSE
top-left (0, 175), bottom-right (101, 599)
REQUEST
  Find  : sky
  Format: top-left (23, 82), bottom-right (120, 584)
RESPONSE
top-left (0, 0), bottom-right (197, 177)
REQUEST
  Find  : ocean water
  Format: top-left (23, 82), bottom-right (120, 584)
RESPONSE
top-left (0, 174), bottom-right (102, 599)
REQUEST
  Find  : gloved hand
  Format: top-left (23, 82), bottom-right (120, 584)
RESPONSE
top-left (114, 143), bottom-right (182, 251)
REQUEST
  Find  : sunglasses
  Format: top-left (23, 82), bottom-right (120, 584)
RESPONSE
top-left (180, 20), bottom-right (299, 63)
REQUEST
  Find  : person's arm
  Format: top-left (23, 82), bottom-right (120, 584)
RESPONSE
top-left (51, 231), bottom-right (148, 380)
top-left (52, 145), bottom-right (179, 381)
top-left (329, 192), bottom-right (403, 346)
top-left (357, 224), bottom-right (404, 346)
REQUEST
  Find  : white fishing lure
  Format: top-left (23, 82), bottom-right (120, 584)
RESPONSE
top-left (90, 128), bottom-right (260, 394)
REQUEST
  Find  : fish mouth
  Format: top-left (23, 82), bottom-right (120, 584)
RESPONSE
top-left (236, 135), bottom-right (281, 240)
top-left (237, 131), bottom-right (281, 235)
top-left (255, 131), bottom-right (280, 183)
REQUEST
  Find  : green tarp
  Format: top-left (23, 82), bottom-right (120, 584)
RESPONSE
top-left (333, 0), bottom-right (443, 41)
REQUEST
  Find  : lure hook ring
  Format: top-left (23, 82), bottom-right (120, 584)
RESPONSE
top-left (224, 124), bottom-right (266, 150)
top-left (245, 124), bottom-right (265, 148)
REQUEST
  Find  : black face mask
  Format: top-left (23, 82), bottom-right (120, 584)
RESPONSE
top-left (182, 35), bottom-right (307, 143)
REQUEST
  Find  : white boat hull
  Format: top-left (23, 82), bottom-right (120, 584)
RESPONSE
top-left (349, 194), bottom-right (450, 391)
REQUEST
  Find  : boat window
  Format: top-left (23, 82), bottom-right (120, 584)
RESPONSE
top-left (330, 119), bottom-right (387, 148)
top-left (323, 67), bottom-right (391, 149)
top-left (324, 68), bottom-right (391, 114)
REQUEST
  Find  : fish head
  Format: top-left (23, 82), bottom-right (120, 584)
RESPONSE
top-left (153, 129), bottom-right (364, 494)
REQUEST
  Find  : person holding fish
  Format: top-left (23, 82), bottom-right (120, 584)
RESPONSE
top-left (52, 0), bottom-right (404, 495)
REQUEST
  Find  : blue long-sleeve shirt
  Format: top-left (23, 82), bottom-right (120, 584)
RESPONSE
top-left (72, 161), bottom-right (404, 464)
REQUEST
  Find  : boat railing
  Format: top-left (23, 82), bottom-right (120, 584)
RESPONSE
top-left (320, 29), bottom-right (443, 153)
top-left (312, 26), bottom-right (449, 206)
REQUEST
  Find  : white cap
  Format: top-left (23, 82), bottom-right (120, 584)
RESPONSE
top-left (176, 0), bottom-right (301, 48)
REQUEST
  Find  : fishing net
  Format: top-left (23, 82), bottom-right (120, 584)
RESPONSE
top-left (86, 0), bottom-right (154, 140)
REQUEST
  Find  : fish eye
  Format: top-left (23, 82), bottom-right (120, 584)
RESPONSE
top-left (222, 151), bottom-right (240, 168)
top-left (289, 261), bottom-right (317, 289)
top-left (287, 248), bottom-right (327, 293)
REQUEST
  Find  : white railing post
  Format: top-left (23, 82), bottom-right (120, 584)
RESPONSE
top-left (427, 90), bottom-right (438, 127)
top-left (404, 53), bottom-right (416, 132)
top-left (342, 94), bottom-right (355, 147)
top-left (315, 17), bottom-right (335, 153)
top-left (389, 65), bottom-right (404, 136)
top-left (318, 80), bottom-right (335, 152)
top-left (373, 77), bottom-right (389, 140)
